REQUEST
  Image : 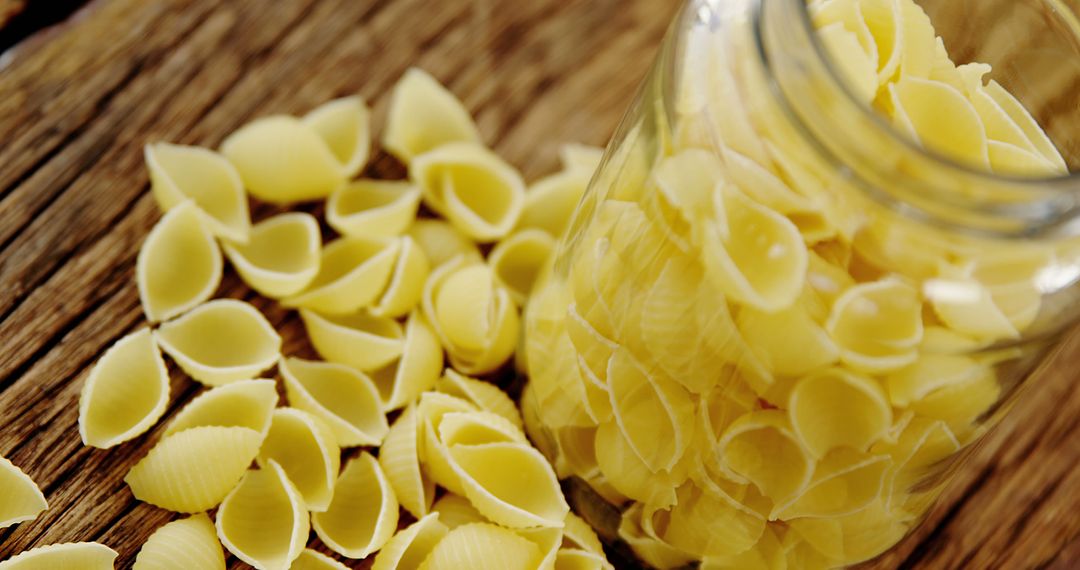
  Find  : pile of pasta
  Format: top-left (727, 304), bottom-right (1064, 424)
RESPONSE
top-left (0, 68), bottom-right (612, 570)
top-left (523, 0), bottom-right (1069, 568)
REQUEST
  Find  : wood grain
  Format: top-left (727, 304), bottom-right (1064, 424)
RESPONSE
top-left (0, 0), bottom-right (1077, 568)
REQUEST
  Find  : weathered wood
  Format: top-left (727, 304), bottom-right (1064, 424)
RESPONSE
top-left (0, 0), bottom-right (1077, 568)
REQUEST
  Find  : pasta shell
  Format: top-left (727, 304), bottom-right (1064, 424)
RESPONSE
top-left (370, 236), bottom-right (430, 318)
top-left (817, 23), bottom-right (878, 104)
top-left (222, 213), bottom-right (321, 298)
top-left (300, 309), bottom-right (405, 372)
top-left (896, 0), bottom-right (934, 78)
top-left (257, 408), bottom-right (340, 512)
top-left (411, 142), bottom-right (526, 242)
top-left (370, 311), bottom-right (443, 411)
top-left (437, 369), bottom-right (523, 428)
top-left (380, 405), bottom-right (436, 518)
top-left (125, 426), bottom-right (263, 513)
top-left (789, 368), bottom-right (893, 458)
top-left (370, 513), bottom-right (449, 570)
top-left (289, 550), bottom-right (349, 570)
top-left (983, 80), bottom-right (1067, 170)
top-left (488, 229), bottom-right (556, 305)
top-left (617, 503), bottom-right (695, 570)
top-left (313, 453), bottom-right (399, 559)
top-left (431, 493), bottom-right (488, 530)
top-left (154, 299), bottom-right (281, 386)
top-left (773, 448), bottom-right (891, 519)
top-left (0, 543), bottom-right (117, 570)
top-left (554, 549), bottom-right (614, 570)
top-left (886, 354), bottom-right (989, 408)
top-left (407, 219), bottom-right (482, 268)
top-left (327, 180), bottom-right (421, 238)
top-left (383, 68), bottom-right (482, 164)
top-left (279, 357), bottom-right (389, 447)
top-left (418, 523), bottom-right (542, 570)
top-left (859, 0), bottom-right (903, 81)
top-left (925, 276), bottom-right (1019, 341)
top-left (303, 96), bottom-right (371, 178)
top-left (0, 455), bottom-right (47, 529)
top-left (562, 512), bottom-right (604, 555)
top-left (716, 410), bottom-right (814, 505)
top-left (888, 76), bottom-right (989, 168)
top-left (826, 279), bottom-right (922, 373)
top-left (222, 115), bottom-right (343, 203)
top-left (448, 442), bottom-right (569, 528)
top-left (145, 143), bottom-right (250, 242)
top-left (137, 202), bottom-right (223, 323)
top-left (878, 417), bottom-right (960, 502)
top-left (79, 328), bottom-right (170, 449)
top-left (737, 303), bottom-right (839, 377)
top-left (787, 499), bottom-right (911, 566)
top-left (594, 419), bottom-right (678, 507)
top-left (698, 526), bottom-right (785, 570)
top-left (660, 483), bottom-right (766, 559)
top-left (283, 236), bottom-right (401, 315)
top-left (437, 411), bottom-right (527, 447)
top-left (164, 379), bottom-right (278, 437)
top-left (132, 513), bottom-right (225, 570)
top-left (216, 461), bottom-right (309, 570)
top-left (558, 143), bottom-right (604, 173)
top-left (417, 392), bottom-right (480, 495)
top-left (517, 169), bottom-right (592, 239)
top-left (989, 140), bottom-right (1059, 176)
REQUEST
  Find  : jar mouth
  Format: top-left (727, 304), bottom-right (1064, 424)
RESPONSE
top-left (769, 0), bottom-right (1080, 190)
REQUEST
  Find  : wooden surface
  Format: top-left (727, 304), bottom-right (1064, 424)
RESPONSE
top-left (0, 0), bottom-right (1077, 568)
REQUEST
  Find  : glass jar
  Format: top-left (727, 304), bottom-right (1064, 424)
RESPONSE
top-left (522, 0), bottom-right (1080, 567)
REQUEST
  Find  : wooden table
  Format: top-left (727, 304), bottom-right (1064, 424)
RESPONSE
top-left (0, 0), bottom-right (1077, 568)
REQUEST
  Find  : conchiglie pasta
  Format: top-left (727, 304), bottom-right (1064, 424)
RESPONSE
top-left (280, 357), bottom-right (389, 447)
top-left (257, 408), bottom-right (340, 512)
top-left (437, 411), bottom-right (527, 447)
top-left (698, 526), bottom-right (785, 570)
top-left (380, 405), bottom-right (436, 519)
top-left (816, 23), bottom-right (878, 104)
top-left (383, 67), bottom-right (482, 164)
top-left (154, 299), bottom-right (281, 386)
top-left (431, 493), bottom-right (488, 530)
top-left (554, 549), bottom-right (615, 570)
top-left (448, 442), bottom-right (569, 528)
top-left (789, 368), bottom-right (893, 458)
top-left (411, 142), bottom-right (526, 242)
top-left (659, 483), bottom-right (765, 559)
top-left (289, 550), bottom-right (349, 570)
top-left (222, 115), bottom-right (343, 203)
top-left (983, 80), bottom-right (1068, 170)
top-left (418, 523), bottom-right (542, 570)
top-left (222, 213), bottom-right (321, 298)
top-left (216, 461), bottom-right (309, 570)
top-left (327, 180), bottom-right (421, 239)
top-left (561, 512), bottom-right (605, 555)
top-left (417, 392), bottom-right (480, 495)
top-left (826, 279), bottom-right (923, 373)
top-left (137, 202), bottom-right (223, 323)
top-left (736, 303), bottom-right (839, 377)
top-left (125, 426), bottom-right (262, 513)
top-left (488, 229), bottom-right (555, 305)
top-left (887, 76), bottom-right (990, 169)
top-left (617, 503), bottom-right (695, 570)
top-left (787, 499), bottom-right (911, 567)
top-left (283, 236), bottom-right (401, 315)
top-left (370, 513), bottom-right (449, 570)
top-left (407, 219), bottom-right (482, 268)
top-left (369, 311), bottom-right (443, 411)
top-left (715, 410), bottom-right (813, 505)
top-left (0, 543), bottom-right (117, 570)
top-left (370, 236), bottom-right (430, 318)
top-left (313, 453), bottom-right (399, 559)
top-left (437, 369), bottom-right (523, 428)
top-left (302, 96), bottom-right (371, 178)
top-left (164, 379), bottom-right (278, 437)
top-left (300, 309), bottom-right (405, 372)
top-left (79, 328), bottom-right (170, 449)
top-left (145, 143), bottom-right (250, 242)
top-left (772, 448), bottom-right (891, 519)
top-left (517, 169), bottom-right (593, 239)
top-left (133, 514), bottom-right (225, 570)
top-left (594, 419), bottom-right (678, 507)
top-left (0, 455), bottom-right (47, 529)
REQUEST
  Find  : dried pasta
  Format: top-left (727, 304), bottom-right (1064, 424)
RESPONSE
top-left (370, 513), bottom-right (449, 570)
top-left (145, 142), bottom-right (250, 242)
top-left (383, 68), bottom-right (481, 164)
top-left (216, 461), bottom-right (309, 570)
top-left (79, 328), bottom-right (170, 449)
top-left (132, 513), bottom-right (225, 570)
top-left (280, 357), bottom-right (389, 447)
top-left (517, 169), bottom-right (592, 239)
top-left (283, 236), bottom-right (401, 315)
top-left (431, 493), bottom-right (487, 529)
top-left (125, 426), bottom-right (262, 513)
top-left (222, 213), bottom-right (321, 298)
top-left (417, 522), bottom-right (542, 570)
top-left (554, 549), bottom-right (614, 570)
top-left (302, 96), bottom-right (371, 178)
top-left (0, 455), bottom-right (47, 529)
top-left (825, 280), bottom-right (923, 373)
top-left (0, 543), bottom-right (117, 570)
top-left (313, 453), bottom-right (399, 559)
top-left (417, 392), bottom-right (481, 495)
top-left (257, 408), bottom-right (340, 512)
top-left (327, 180), bottom-right (421, 239)
top-left (137, 202), bottom-right (223, 323)
top-left (379, 405), bottom-right (436, 519)
top-left (715, 410), bottom-right (813, 505)
top-left (222, 115), bottom-right (343, 203)
top-left (370, 236), bottom-right (431, 318)
top-left (488, 229), bottom-right (556, 305)
top-left (154, 299), bottom-right (281, 386)
top-left (561, 512), bottom-right (604, 555)
top-left (407, 219), bottom-right (482, 268)
top-left (789, 368), bottom-right (893, 458)
top-left (163, 379), bottom-right (278, 437)
top-left (369, 311), bottom-right (443, 411)
top-left (436, 369), bottom-right (523, 428)
top-left (300, 309), bottom-right (405, 372)
top-left (448, 441), bottom-right (569, 528)
top-left (289, 550), bottom-right (349, 570)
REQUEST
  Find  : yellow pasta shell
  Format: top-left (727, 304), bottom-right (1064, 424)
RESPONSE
top-left (737, 303), bottom-right (839, 377)
top-left (370, 513), bottom-right (449, 570)
top-left (283, 236), bottom-right (401, 315)
top-left (300, 309), bottom-right (405, 372)
top-left (660, 483), bottom-right (766, 559)
top-left (716, 410), bottom-right (813, 505)
top-left (817, 23), bottom-right (878, 104)
top-left (449, 442), bottom-right (569, 529)
top-left (437, 410), bottom-right (527, 448)
top-left (772, 448), bottom-right (891, 520)
top-left (369, 311), bottom-right (443, 411)
top-left (407, 219), bottom-right (482, 269)
top-left (418, 523), bottom-right (543, 570)
top-left (417, 392), bottom-right (480, 495)
top-left (164, 378), bottom-right (278, 438)
top-left (888, 76), bottom-right (990, 168)
top-left (594, 420), bottom-right (679, 507)
top-left (383, 67), bottom-right (482, 164)
top-left (380, 405), bottom-right (436, 519)
top-left (145, 143), bottom-right (250, 243)
top-left (562, 512), bottom-right (605, 556)
top-left (327, 180), bottom-right (421, 239)
top-left (257, 408), bottom-right (340, 512)
top-left (859, 0), bottom-right (903, 82)
top-left (216, 461), bottom-right (309, 570)
top-left (289, 550), bottom-right (349, 570)
top-left (431, 493), bottom-right (488, 530)
top-left (0, 455), bottom-right (47, 530)
top-left (0, 543), bottom-right (117, 570)
top-left (222, 213), bottom-right (321, 298)
top-left (79, 328), bottom-right (170, 449)
top-left (488, 229), bottom-right (556, 305)
top-left (787, 499), bottom-right (911, 567)
top-left (789, 368), bottom-right (893, 458)
top-left (554, 548), bottom-right (615, 570)
top-left (371, 236), bottom-right (430, 319)
top-left (221, 115), bottom-right (343, 203)
top-left (517, 169), bottom-right (592, 239)
top-left (983, 79), bottom-right (1068, 170)
top-left (137, 202), bottom-right (223, 323)
top-left (279, 357), bottom-right (389, 447)
top-left (826, 279), bottom-right (922, 373)
top-left (133, 513), bottom-right (225, 570)
top-left (698, 526), bottom-right (785, 570)
top-left (303, 96), bottom-right (371, 178)
top-left (437, 369), bottom-right (523, 428)
top-left (154, 299), bottom-right (281, 386)
top-left (313, 453), bottom-right (399, 559)
top-left (617, 503), bottom-right (695, 570)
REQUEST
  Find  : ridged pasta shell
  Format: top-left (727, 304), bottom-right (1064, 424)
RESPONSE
top-left (417, 523), bottom-right (542, 570)
top-left (371, 236), bottom-right (431, 318)
top-left (216, 461), bottom-right (309, 570)
top-left (313, 453), bottom-right (398, 559)
top-left (79, 328), bottom-right (170, 449)
top-left (290, 550), bottom-right (349, 570)
top-left (222, 115), bottom-right (343, 203)
top-left (417, 392), bottom-right (480, 495)
top-left (125, 426), bottom-right (263, 513)
top-left (0, 543), bottom-right (117, 570)
top-left (789, 368), bottom-right (892, 458)
top-left (145, 143), bottom-right (250, 243)
top-left (380, 405), bottom-right (436, 519)
top-left (283, 237), bottom-right (401, 315)
top-left (488, 230), bottom-right (555, 305)
top-left (369, 311), bottom-right (443, 411)
top-left (279, 357), bottom-right (389, 447)
top-left (437, 411), bottom-right (527, 447)
top-left (154, 300), bottom-right (281, 386)
top-left (594, 418), bottom-right (678, 507)
top-left (257, 408), bottom-right (340, 512)
top-left (383, 68), bottom-right (481, 164)
top-left (773, 448), bottom-right (891, 520)
top-left (617, 503), bottom-right (694, 570)
top-left (407, 219), bottom-right (482, 268)
top-left (826, 280), bottom-right (922, 373)
top-left (222, 213), bottom-right (321, 298)
top-left (137, 202), bottom-right (223, 323)
top-left (300, 309), bottom-right (405, 372)
top-left (132, 513), bottom-right (225, 570)
top-left (554, 549), bottom-right (614, 570)
top-left (303, 96), bottom-right (371, 178)
top-left (517, 169), bottom-right (592, 239)
top-left (716, 410), bottom-right (814, 505)
top-left (0, 455), bottom-right (47, 529)
top-left (448, 442), bottom-right (569, 528)
top-left (557, 143), bottom-right (604, 173)
top-left (370, 513), bottom-right (449, 570)
top-left (431, 493), bottom-right (487, 530)
top-left (437, 369), bottom-right (523, 428)
top-left (516, 525), bottom-right (562, 570)
top-left (660, 483), bottom-right (766, 559)
top-left (327, 180), bottom-right (421, 239)
top-left (411, 143), bottom-right (526, 242)
top-left (164, 379), bottom-right (278, 437)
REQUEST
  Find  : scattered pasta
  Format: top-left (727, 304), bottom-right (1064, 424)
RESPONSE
top-left (369, 513), bottom-right (448, 570)
top-left (216, 461), bottom-right (309, 570)
top-left (300, 309), bottom-right (405, 372)
top-left (163, 378), bottom-right (278, 437)
top-left (279, 357), bottom-right (389, 447)
top-left (222, 213), bottom-right (322, 298)
top-left (136, 202), bottom-right (223, 323)
top-left (0, 455), bottom-right (47, 529)
top-left (327, 180), bottom-right (421, 239)
top-left (302, 96), bottom-right (372, 179)
top-left (283, 236), bottom-right (401, 315)
top-left (312, 453), bottom-right (399, 559)
top-left (418, 522), bottom-right (542, 570)
top-left (379, 405), bottom-right (436, 519)
top-left (0, 543), bottom-right (117, 570)
top-left (257, 408), bottom-right (340, 512)
top-left (383, 68), bottom-right (481, 164)
top-left (132, 513), bottom-right (225, 570)
top-left (289, 550), bottom-right (349, 570)
top-left (145, 143), bottom-right (250, 243)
